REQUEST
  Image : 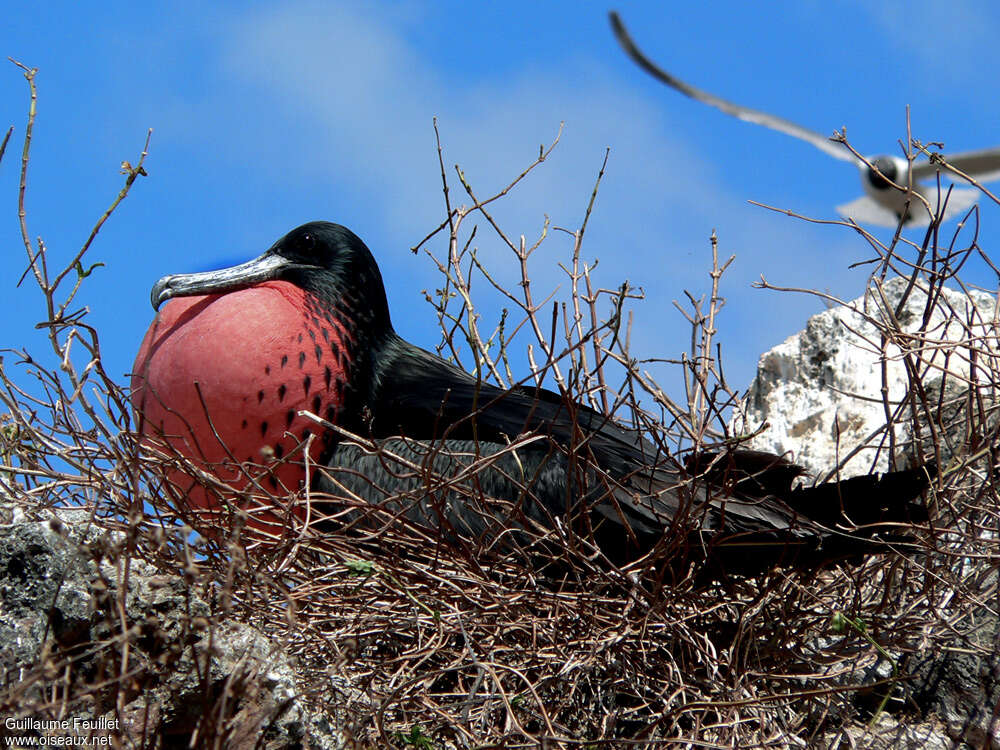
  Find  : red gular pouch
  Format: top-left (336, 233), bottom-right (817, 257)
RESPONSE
top-left (132, 282), bottom-right (351, 542)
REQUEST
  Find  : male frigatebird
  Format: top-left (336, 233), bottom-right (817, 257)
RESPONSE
top-left (132, 222), bottom-right (930, 566)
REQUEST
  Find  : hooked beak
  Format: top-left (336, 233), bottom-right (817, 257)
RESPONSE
top-left (150, 252), bottom-right (292, 310)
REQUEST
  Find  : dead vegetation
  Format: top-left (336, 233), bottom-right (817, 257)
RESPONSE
top-left (1, 62), bottom-right (999, 749)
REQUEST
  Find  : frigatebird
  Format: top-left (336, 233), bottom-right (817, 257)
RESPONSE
top-left (609, 11), bottom-right (1000, 228)
top-left (132, 222), bottom-right (930, 567)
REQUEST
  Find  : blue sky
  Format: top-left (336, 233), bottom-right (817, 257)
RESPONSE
top-left (3, 1), bottom-right (999, 410)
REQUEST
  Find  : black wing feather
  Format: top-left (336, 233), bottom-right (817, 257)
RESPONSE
top-left (321, 335), bottom-right (930, 563)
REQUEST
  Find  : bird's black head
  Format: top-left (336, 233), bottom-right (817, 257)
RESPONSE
top-left (866, 157), bottom-right (899, 191)
top-left (268, 222), bottom-right (376, 279)
top-left (150, 221), bottom-right (394, 335)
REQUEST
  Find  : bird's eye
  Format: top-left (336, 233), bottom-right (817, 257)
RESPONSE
top-left (301, 232), bottom-right (316, 253)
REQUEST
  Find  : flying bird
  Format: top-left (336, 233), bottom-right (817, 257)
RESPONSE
top-left (131, 222), bottom-right (930, 570)
top-left (609, 11), bottom-right (1000, 228)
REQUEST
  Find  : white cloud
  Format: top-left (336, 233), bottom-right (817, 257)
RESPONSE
top-left (217, 19), bottom-right (715, 252)
top-left (207, 1), bottom-right (864, 394)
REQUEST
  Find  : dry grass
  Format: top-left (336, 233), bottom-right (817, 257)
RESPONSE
top-left (2, 63), bottom-right (999, 749)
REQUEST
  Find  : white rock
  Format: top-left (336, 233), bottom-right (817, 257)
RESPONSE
top-left (733, 276), bottom-right (998, 477)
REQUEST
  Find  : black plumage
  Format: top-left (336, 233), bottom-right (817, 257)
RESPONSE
top-left (146, 221), bottom-right (932, 569)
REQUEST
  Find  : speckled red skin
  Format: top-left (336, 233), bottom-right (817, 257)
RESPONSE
top-left (131, 281), bottom-right (352, 536)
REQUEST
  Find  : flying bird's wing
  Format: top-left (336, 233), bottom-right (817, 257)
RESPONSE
top-left (836, 187), bottom-right (980, 228)
top-left (912, 146), bottom-right (1000, 184)
top-left (609, 11), bottom-right (861, 165)
top-left (930, 187), bottom-right (981, 222)
top-left (836, 195), bottom-right (914, 228)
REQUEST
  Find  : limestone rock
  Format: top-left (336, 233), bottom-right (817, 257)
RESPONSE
top-left (733, 276), bottom-right (998, 477)
top-left (0, 505), bottom-right (343, 749)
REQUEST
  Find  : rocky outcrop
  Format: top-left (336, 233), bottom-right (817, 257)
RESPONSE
top-left (814, 604), bottom-right (1000, 749)
top-left (736, 276), bottom-right (1000, 748)
top-left (733, 276), bottom-right (998, 477)
top-left (0, 505), bottom-right (342, 749)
